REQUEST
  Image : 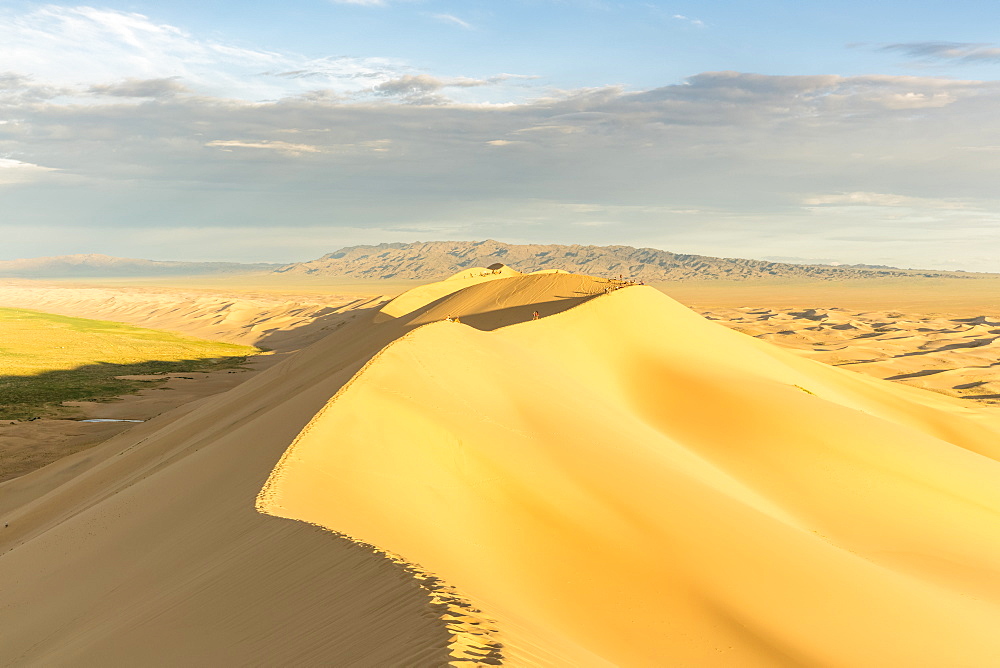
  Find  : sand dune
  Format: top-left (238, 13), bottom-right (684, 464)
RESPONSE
top-left (378, 265), bottom-right (522, 319)
top-left (703, 305), bottom-right (1000, 407)
top-left (4, 271), bottom-right (1000, 665)
top-left (0, 296), bottom-right (470, 665)
top-left (260, 279), bottom-right (1000, 665)
top-left (0, 273), bottom-right (611, 665)
top-left (0, 298), bottom-right (433, 662)
top-left (0, 282), bottom-right (382, 348)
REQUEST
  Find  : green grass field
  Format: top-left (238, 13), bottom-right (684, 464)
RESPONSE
top-left (0, 308), bottom-right (261, 420)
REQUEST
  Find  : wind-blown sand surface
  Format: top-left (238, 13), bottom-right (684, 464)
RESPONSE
top-left (701, 306), bottom-right (1000, 406)
top-left (3, 271), bottom-right (1000, 665)
top-left (260, 274), bottom-right (1000, 665)
top-left (0, 370), bottom-right (264, 484)
top-left (661, 278), bottom-right (1000, 407)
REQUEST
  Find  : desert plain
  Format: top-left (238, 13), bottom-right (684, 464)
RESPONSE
top-left (1, 269), bottom-right (1000, 665)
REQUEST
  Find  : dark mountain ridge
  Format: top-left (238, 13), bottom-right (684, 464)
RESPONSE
top-left (4, 243), bottom-right (983, 281)
top-left (275, 240), bottom-right (978, 281)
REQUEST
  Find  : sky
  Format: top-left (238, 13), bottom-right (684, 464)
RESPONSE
top-left (3, 1), bottom-right (1000, 269)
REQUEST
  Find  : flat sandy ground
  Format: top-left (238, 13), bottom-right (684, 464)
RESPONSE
top-left (0, 367), bottom-right (270, 483)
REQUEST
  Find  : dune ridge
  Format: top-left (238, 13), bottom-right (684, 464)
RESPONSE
top-left (378, 265), bottom-right (523, 319)
top-left (0, 273), bottom-right (612, 665)
top-left (259, 279), bottom-right (1000, 666)
top-left (0, 282), bottom-right (380, 348)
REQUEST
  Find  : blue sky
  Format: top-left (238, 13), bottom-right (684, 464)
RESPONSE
top-left (3, 1), bottom-right (1000, 269)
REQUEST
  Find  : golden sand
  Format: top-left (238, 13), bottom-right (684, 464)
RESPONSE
top-left (3, 271), bottom-right (1000, 665)
top-left (261, 275), bottom-right (1000, 665)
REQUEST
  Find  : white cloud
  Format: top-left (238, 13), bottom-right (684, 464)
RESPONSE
top-left (369, 73), bottom-right (534, 103)
top-left (205, 140), bottom-right (322, 155)
top-left (672, 14), bottom-right (704, 28)
top-left (881, 42), bottom-right (1000, 64)
top-left (361, 139), bottom-right (393, 152)
top-left (0, 6), bottom-right (539, 107)
top-left (0, 158), bottom-right (57, 185)
top-left (0, 5), bottom-right (418, 101)
top-left (802, 192), bottom-right (977, 210)
top-left (205, 138), bottom-right (393, 156)
top-left (434, 14), bottom-right (474, 30)
top-left (876, 91), bottom-right (956, 109)
top-left (0, 6), bottom-right (277, 91)
top-left (3, 67), bottom-right (1000, 270)
top-left (89, 77), bottom-right (189, 99)
top-left (373, 74), bottom-right (447, 96)
top-left (513, 124), bottom-right (584, 135)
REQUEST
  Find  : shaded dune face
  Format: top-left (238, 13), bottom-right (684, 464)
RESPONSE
top-left (0, 305), bottom-right (462, 665)
top-left (260, 282), bottom-right (1000, 666)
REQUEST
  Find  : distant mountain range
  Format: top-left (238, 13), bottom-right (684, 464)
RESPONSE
top-left (274, 240), bottom-right (974, 281)
top-left (0, 243), bottom-right (981, 281)
top-left (0, 254), bottom-right (279, 278)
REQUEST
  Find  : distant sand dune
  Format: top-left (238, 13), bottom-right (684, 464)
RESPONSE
top-left (261, 280), bottom-right (1000, 666)
top-left (704, 305), bottom-right (1000, 408)
top-left (0, 282), bottom-right (378, 349)
top-left (378, 265), bottom-right (522, 319)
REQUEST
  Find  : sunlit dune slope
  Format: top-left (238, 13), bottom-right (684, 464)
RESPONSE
top-left (378, 267), bottom-right (574, 320)
top-left (385, 271), bottom-right (605, 330)
top-left (260, 284), bottom-right (1000, 666)
top-left (378, 265), bottom-right (522, 318)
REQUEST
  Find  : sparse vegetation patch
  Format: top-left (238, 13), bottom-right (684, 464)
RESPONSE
top-left (0, 308), bottom-right (261, 420)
